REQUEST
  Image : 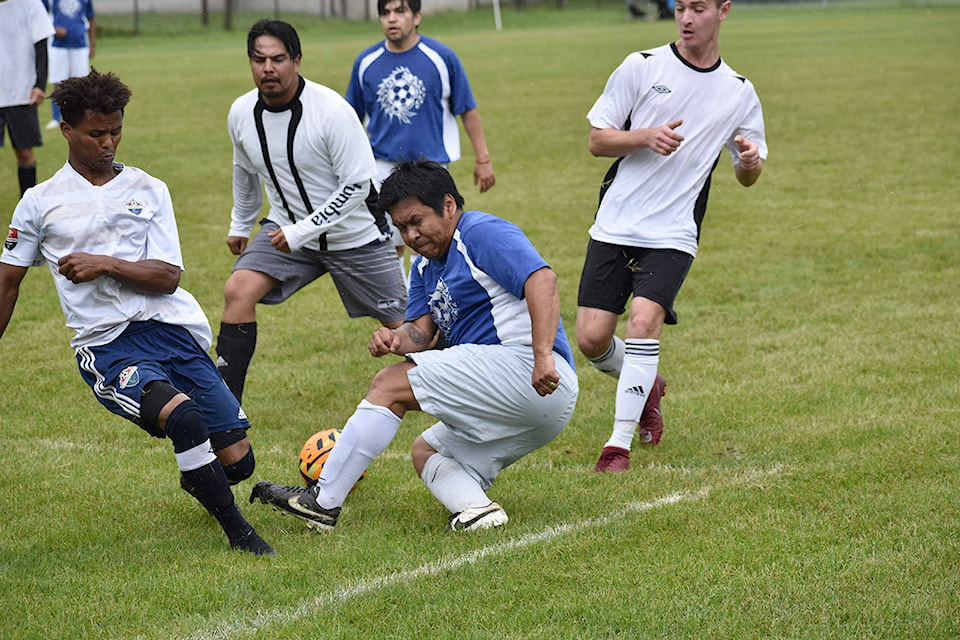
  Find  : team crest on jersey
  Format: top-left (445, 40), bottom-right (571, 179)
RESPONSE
top-left (427, 278), bottom-right (458, 338)
top-left (59, 0), bottom-right (83, 19)
top-left (651, 84), bottom-right (671, 94)
top-left (118, 365), bottom-right (140, 389)
top-left (4, 227), bottom-right (18, 251)
top-left (125, 199), bottom-right (144, 215)
top-left (377, 66), bottom-right (426, 125)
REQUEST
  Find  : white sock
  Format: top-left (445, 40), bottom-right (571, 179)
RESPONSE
top-left (605, 339), bottom-right (659, 451)
top-left (420, 452), bottom-right (492, 514)
top-left (315, 399), bottom-right (401, 509)
top-left (588, 336), bottom-right (625, 378)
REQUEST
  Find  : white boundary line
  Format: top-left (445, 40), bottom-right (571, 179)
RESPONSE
top-left (184, 466), bottom-right (782, 640)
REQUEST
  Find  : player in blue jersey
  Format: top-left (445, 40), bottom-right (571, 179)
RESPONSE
top-left (42, 0), bottom-right (96, 129)
top-left (346, 0), bottom-right (496, 271)
top-left (251, 160), bottom-right (577, 532)
top-left (0, 70), bottom-right (274, 555)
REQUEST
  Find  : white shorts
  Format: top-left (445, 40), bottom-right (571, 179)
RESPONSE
top-left (407, 343), bottom-right (578, 488)
top-left (49, 47), bottom-right (90, 84)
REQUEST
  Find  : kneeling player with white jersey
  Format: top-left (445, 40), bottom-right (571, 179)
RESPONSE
top-left (251, 159), bottom-right (578, 532)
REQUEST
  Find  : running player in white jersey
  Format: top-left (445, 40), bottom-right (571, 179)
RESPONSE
top-left (215, 20), bottom-right (407, 404)
top-left (578, 0), bottom-right (767, 472)
top-left (251, 160), bottom-right (577, 533)
top-left (0, 70), bottom-right (274, 554)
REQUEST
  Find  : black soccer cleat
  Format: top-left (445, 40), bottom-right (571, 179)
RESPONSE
top-left (249, 481), bottom-right (340, 531)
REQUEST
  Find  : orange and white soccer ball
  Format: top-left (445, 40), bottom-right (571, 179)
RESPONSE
top-left (298, 428), bottom-right (365, 489)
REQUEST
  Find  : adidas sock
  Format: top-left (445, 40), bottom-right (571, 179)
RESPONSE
top-left (588, 336), bottom-right (625, 378)
top-left (18, 165), bottom-right (37, 195)
top-left (420, 451), bottom-right (491, 514)
top-left (314, 400), bottom-right (401, 510)
top-left (605, 339), bottom-right (659, 451)
top-left (180, 455), bottom-right (254, 545)
top-left (215, 322), bottom-right (257, 402)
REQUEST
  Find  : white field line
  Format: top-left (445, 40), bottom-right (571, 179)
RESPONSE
top-left (182, 465), bottom-right (782, 640)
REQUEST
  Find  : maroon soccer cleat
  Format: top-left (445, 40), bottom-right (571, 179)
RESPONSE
top-left (638, 375), bottom-right (666, 446)
top-left (593, 446), bottom-right (631, 473)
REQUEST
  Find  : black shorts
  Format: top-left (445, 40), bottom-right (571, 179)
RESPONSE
top-left (577, 239), bottom-right (693, 325)
top-left (0, 105), bottom-right (42, 150)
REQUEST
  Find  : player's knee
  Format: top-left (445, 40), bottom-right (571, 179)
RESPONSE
top-left (222, 447), bottom-right (255, 485)
top-left (140, 380), bottom-right (183, 431)
top-left (210, 430), bottom-right (255, 484)
top-left (164, 400), bottom-right (210, 454)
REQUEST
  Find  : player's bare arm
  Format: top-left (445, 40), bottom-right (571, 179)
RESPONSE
top-left (524, 267), bottom-right (562, 396)
top-left (57, 254), bottom-right (181, 294)
top-left (733, 135), bottom-right (763, 187)
top-left (589, 120), bottom-right (684, 158)
top-left (369, 314), bottom-right (437, 357)
top-left (0, 264), bottom-right (28, 338)
top-left (461, 108), bottom-right (495, 193)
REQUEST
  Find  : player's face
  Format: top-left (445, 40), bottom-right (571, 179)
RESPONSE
top-left (674, 0), bottom-right (729, 51)
top-left (62, 110), bottom-right (123, 182)
top-left (380, 0), bottom-right (421, 52)
top-left (250, 35), bottom-right (301, 107)
top-left (389, 195), bottom-right (460, 260)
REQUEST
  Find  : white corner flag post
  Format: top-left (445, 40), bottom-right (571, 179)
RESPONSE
top-left (493, 0), bottom-right (502, 31)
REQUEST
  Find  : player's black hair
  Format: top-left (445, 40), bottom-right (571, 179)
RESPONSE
top-left (51, 69), bottom-right (131, 127)
top-left (378, 159), bottom-right (464, 218)
top-left (378, 0), bottom-right (421, 16)
top-left (247, 19), bottom-right (302, 60)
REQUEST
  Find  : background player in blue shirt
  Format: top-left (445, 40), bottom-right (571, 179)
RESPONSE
top-left (43, 0), bottom-right (96, 129)
top-left (251, 160), bottom-right (577, 533)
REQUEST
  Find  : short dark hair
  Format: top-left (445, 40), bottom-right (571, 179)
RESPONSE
top-left (247, 19), bottom-right (301, 60)
top-left (378, 159), bottom-right (464, 217)
top-left (51, 69), bottom-right (131, 127)
top-left (378, 0), bottom-right (421, 16)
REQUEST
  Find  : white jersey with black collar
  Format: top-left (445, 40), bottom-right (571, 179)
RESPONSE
top-left (587, 43), bottom-right (768, 257)
top-left (228, 77), bottom-right (388, 253)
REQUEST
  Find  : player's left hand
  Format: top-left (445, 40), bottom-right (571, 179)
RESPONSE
top-left (268, 228), bottom-right (290, 253)
top-left (474, 161), bottom-right (496, 193)
top-left (28, 88), bottom-right (45, 106)
top-left (734, 135), bottom-right (760, 171)
top-left (532, 352), bottom-right (560, 396)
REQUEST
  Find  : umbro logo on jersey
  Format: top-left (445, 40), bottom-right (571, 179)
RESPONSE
top-left (125, 199), bottom-right (143, 215)
top-left (4, 227), bottom-right (18, 251)
top-left (651, 84), bottom-right (671, 94)
top-left (625, 385), bottom-right (646, 396)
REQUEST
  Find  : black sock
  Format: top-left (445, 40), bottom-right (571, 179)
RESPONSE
top-left (181, 462), bottom-right (253, 545)
top-left (18, 165), bottom-right (36, 195)
top-left (215, 322), bottom-right (257, 402)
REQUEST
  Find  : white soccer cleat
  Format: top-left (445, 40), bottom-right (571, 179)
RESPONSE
top-left (445, 502), bottom-right (508, 532)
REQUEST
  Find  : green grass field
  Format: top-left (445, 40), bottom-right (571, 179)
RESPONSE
top-left (1, 2), bottom-right (959, 638)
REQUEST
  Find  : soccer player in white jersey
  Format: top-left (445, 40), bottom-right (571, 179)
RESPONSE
top-left (215, 20), bottom-right (407, 404)
top-left (0, 70), bottom-right (274, 554)
top-left (251, 160), bottom-right (578, 532)
top-left (578, 0), bottom-right (767, 472)
top-left (346, 0), bottom-right (496, 271)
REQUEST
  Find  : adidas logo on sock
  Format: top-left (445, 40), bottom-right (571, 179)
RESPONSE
top-left (625, 385), bottom-right (645, 396)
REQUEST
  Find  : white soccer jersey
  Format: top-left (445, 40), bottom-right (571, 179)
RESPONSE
top-left (587, 43), bottom-right (768, 257)
top-left (0, 0), bottom-right (55, 107)
top-left (1, 162), bottom-right (212, 351)
top-left (228, 78), bottom-right (386, 253)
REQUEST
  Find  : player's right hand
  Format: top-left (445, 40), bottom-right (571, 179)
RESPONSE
top-left (369, 327), bottom-right (401, 357)
top-left (227, 236), bottom-right (248, 255)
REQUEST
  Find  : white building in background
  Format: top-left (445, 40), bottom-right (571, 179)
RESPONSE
top-left (93, 0), bottom-right (477, 21)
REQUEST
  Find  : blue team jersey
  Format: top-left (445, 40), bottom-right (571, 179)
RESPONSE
top-left (406, 210), bottom-right (575, 368)
top-left (44, 0), bottom-right (94, 49)
top-left (346, 35), bottom-right (477, 164)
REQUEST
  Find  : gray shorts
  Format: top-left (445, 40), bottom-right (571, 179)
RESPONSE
top-left (233, 220), bottom-right (407, 322)
top-left (407, 343), bottom-right (578, 488)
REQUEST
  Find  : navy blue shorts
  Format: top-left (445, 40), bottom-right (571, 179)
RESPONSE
top-left (577, 239), bottom-right (693, 325)
top-left (76, 321), bottom-right (250, 437)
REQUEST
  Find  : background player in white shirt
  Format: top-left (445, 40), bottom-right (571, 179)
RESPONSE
top-left (577, 0), bottom-right (767, 472)
top-left (251, 160), bottom-right (577, 533)
top-left (216, 20), bottom-right (407, 404)
top-left (0, 70), bottom-right (274, 554)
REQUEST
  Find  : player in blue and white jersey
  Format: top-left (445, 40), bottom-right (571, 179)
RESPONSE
top-left (346, 0), bottom-right (496, 271)
top-left (251, 160), bottom-right (577, 533)
top-left (578, 0), bottom-right (768, 472)
top-left (0, 70), bottom-right (274, 555)
top-left (42, 0), bottom-right (96, 129)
